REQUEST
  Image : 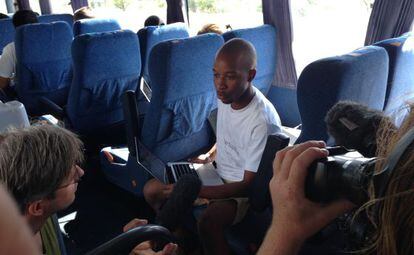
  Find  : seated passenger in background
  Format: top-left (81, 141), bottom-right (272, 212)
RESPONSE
top-left (73, 6), bottom-right (95, 21)
top-left (0, 10), bottom-right (38, 92)
top-left (144, 38), bottom-right (282, 255)
top-left (144, 15), bottom-right (165, 26)
top-left (197, 23), bottom-right (223, 35)
top-left (0, 125), bottom-right (175, 255)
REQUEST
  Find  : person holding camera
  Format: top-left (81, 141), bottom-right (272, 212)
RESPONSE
top-left (257, 141), bottom-right (355, 254)
top-left (258, 106), bottom-right (414, 255)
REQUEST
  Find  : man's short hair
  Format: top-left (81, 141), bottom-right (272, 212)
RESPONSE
top-left (0, 125), bottom-right (84, 212)
top-left (12, 10), bottom-right (38, 28)
top-left (197, 23), bottom-right (223, 35)
top-left (74, 6), bottom-right (95, 21)
top-left (144, 15), bottom-right (165, 27)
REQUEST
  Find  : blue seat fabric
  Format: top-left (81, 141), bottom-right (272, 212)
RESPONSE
top-left (38, 14), bottom-right (74, 28)
top-left (137, 23), bottom-right (189, 85)
top-left (14, 22), bottom-right (73, 114)
top-left (296, 46), bottom-right (389, 144)
top-left (222, 25), bottom-right (277, 95)
top-left (374, 35), bottom-right (414, 116)
top-left (68, 30), bottom-right (141, 133)
top-left (73, 18), bottom-right (121, 37)
top-left (141, 33), bottom-right (223, 162)
top-left (0, 18), bottom-right (15, 55)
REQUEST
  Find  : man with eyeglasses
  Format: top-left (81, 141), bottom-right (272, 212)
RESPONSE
top-left (0, 125), bottom-right (175, 255)
top-left (0, 125), bottom-right (84, 254)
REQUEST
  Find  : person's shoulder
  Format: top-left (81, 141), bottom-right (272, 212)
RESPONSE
top-left (3, 42), bottom-right (14, 52)
top-left (251, 86), bottom-right (282, 127)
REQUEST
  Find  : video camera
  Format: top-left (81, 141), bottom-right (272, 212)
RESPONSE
top-left (305, 146), bottom-right (377, 205)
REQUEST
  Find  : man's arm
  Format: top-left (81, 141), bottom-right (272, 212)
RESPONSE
top-left (0, 77), bottom-right (10, 90)
top-left (198, 170), bottom-right (255, 199)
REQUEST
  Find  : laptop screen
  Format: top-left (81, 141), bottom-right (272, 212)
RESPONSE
top-left (134, 137), bottom-right (167, 183)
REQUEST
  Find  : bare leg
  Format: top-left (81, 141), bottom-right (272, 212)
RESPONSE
top-left (143, 179), bottom-right (174, 211)
top-left (198, 200), bottom-right (237, 255)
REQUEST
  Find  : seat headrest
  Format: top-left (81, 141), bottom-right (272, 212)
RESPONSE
top-left (73, 18), bottom-right (121, 36)
top-left (72, 29), bottom-right (140, 86)
top-left (15, 22), bottom-right (73, 63)
top-left (38, 14), bottom-right (74, 27)
top-left (148, 33), bottom-right (223, 101)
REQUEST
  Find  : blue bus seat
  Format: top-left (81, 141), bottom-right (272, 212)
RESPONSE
top-left (374, 34), bottom-right (414, 121)
top-left (222, 25), bottom-right (277, 95)
top-left (137, 22), bottom-right (189, 87)
top-left (296, 46), bottom-right (389, 144)
top-left (0, 18), bottom-right (14, 55)
top-left (38, 14), bottom-right (74, 28)
top-left (141, 33), bottom-right (223, 162)
top-left (73, 18), bottom-right (121, 37)
top-left (267, 86), bottom-right (301, 127)
top-left (14, 22), bottom-right (73, 115)
top-left (67, 30), bottom-right (140, 133)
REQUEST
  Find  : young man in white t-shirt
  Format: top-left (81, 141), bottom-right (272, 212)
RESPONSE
top-left (143, 38), bottom-right (282, 254)
top-left (0, 10), bottom-right (38, 97)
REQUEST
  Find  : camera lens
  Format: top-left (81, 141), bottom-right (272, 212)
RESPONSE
top-left (305, 150), bottom-right (377, 205)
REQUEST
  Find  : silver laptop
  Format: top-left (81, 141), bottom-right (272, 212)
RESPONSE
top-left (134, 138), bottom-right (223, 185)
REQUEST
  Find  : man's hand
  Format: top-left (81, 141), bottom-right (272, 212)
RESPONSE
top-left (188, 144), bottom-right (216, 164)
top-left (258, 141), bottom-right (355, 255)
top-left (188, 153), bottom-right (212, 164)
top-left (123, 219), bottom-right (177, 255)
top-left (129, 242), bottom-right (177, 255)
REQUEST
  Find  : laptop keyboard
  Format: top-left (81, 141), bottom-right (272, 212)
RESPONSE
top-left (171, 163), bottom-right (199, 181)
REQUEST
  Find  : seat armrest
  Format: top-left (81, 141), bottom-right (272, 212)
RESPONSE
top-left (39, 97), bottom-right (65, 119)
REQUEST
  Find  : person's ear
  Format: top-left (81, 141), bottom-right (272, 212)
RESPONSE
top-left (247, 69), bottom-right (256, 82)
top-left (26, 200), bottom-right (46, 217)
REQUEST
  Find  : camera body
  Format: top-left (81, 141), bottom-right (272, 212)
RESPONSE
top-left (305, 147), bottom-right (377, 205)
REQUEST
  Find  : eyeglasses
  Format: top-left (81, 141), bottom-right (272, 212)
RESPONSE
top-left (56, 165), bottom-right (83, 190)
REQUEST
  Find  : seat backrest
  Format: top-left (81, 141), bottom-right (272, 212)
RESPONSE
top-left (15, 22), bottom-right (73, 115)
top-left (73, 18), bottom-right (121, 37)
top-left (67, 30), bottom-right (141, 133)
top-left (374, 35), bottom-right (414, 115)
top-left (38, 14), bottom-right (73, 28)
top-left (137, 22), bottom-right (189, 85)
top-left (0, 18), bottom-right (14, 55)
top-left (296, 46), bottom-right (389, 144)
top-left (141, 34), bottom-right (224, 162)
top-left (222, 25), bottom-right (277, 95)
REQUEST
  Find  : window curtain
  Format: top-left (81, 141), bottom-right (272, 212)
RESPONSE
top-left (16, 0), bottom-right (31, 10)
top-left (71, 0), bottom-right (89, 12)
top-left (262, 0), bottom-right (297, 88)
top-left (5, 0), bottom-right (15, 13)
top-left (39, 0), bottom-right (52, 14)
top-left (365, 0), bottom-right (414, 45)
top-left (166, 0), bottom-right (186, 24)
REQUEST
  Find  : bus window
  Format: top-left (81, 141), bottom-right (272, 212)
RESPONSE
top-left (28, 0), bottom-right (41, 15)
top-left (187, 0), bottom-right (262, 34)
top-left (50, 0), bottom-right (73, 14)
top-left (291, 0), bottom-right (374, 74)
top-left (88, 0), bottom-right (166, 32)
top-left (0, 0), bottom-right (7, 15)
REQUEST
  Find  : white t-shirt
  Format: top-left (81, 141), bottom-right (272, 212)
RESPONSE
top-left (0, 42), bottom-right (16, 79)
top-left (216, 87), bottom-right (282, 182)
